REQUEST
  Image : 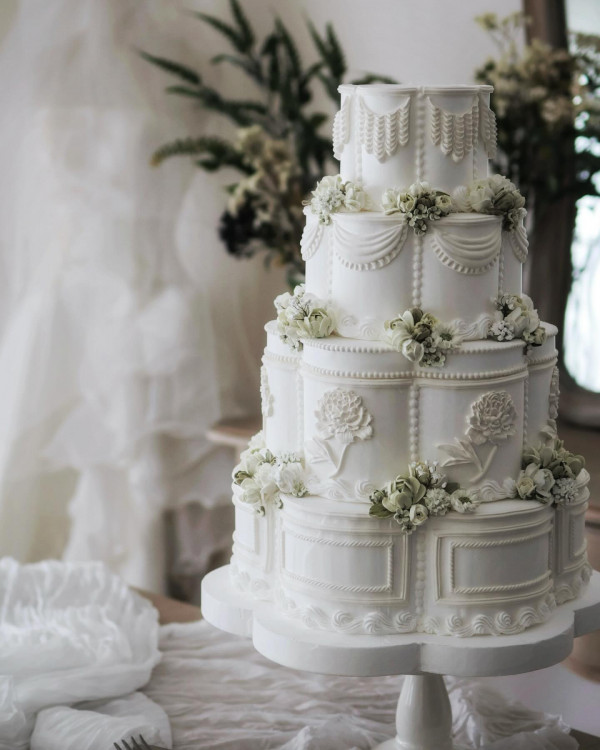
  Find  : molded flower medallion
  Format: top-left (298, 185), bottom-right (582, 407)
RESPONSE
top-left (260, 366), bottom-right (274, 418)
top-left (438, 391), bottom-right (517, 484)
top-left (307, 388), bottom-right (373, 479)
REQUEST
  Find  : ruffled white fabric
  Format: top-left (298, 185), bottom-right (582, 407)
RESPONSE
top-left (31, 693), bottom-right (172, 750)
top-left (145, 620), bottom-right (577, 750)
top-left (0, 0), bottom-right (285, 589)
top-left (0, 558), bottom-right (163, 749)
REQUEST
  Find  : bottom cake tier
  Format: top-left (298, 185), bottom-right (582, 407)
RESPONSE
top-left (230, 490), bottom-right (591, 637)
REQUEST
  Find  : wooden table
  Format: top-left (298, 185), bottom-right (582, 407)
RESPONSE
top-left (140, 589), bottom-right (600, 749)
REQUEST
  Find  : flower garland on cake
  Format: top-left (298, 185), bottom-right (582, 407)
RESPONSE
top-left (275, 284), bottom-right (336, 351)
top-left (512, 435), bottom-right (588, 506)
top-left (304, 175), bottom-right (370, 225)
top-left (488, 293), bottom-right (547, 347)
top-left (369, 461), bottom-right (480, 534)
top-left (233, 432), bottom-right (307, 514)
top-left (382, 181), bottom-right (453, 235)
top-left (452, 175), bottom-right (526, 232)
top-left (383, 308), bottom-right (464, 367)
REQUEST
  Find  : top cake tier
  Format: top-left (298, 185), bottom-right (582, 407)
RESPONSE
top-left (334, 84), bottom-right (496, 203)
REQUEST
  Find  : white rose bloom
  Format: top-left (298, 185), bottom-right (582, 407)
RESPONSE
top-left (402, 338), bottom-right (425, 363)
top-left (409, 503), bottom-right (429, 526)
top-left (315, 175), bottom-right (343, 194)
top-left (276, 462), bottom-right (307, 497)
top-left (343, 182), bottom-right (370, 212)
top-left (451, 185), bottom-right (471, 213)
top-left (382, 188), bottom-right (401, 214)
top-left (409, 181), bottom-right (431, 196)
top-left (239, 477), bottom-right (263, 508)
top-left (247, 431), bottom-right (266, 453)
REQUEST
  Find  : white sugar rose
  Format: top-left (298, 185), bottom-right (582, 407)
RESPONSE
top-left (315, 388), bottom-right (373, 444)
top-left (402, 338), bottom-right (425, 363)
top-left (382, 188), bottom-right (402, 214)
top-left (409, 503), bottom-right (429, 526)
top-left (275, 462), bottom-right (307, 498)
top-left (516, 463), bottom-right (555, 501)
top-left (467, 391), bottom-right (517, 446)
top-left (295, 308), bottom-right (336, 339)
top-left (343, 182), bottom-right (370, 212)
top-left (467, 180), bottom-right (495, 213)
top-left (239, 477), bottom-right (262, 508)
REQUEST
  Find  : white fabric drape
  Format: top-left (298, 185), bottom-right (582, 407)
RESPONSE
top-left (0, 0), bottom-right (284, 589)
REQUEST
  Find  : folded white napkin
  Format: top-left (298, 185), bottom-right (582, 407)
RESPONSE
top-left (31, 693), bottom-right (172, 750)
top-left (0, 558), bottom-right (168, 749)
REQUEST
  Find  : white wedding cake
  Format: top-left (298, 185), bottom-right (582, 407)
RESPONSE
top-left (229, 84), bottom-right (591, 637)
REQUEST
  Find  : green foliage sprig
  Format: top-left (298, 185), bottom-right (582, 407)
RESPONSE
top-left (142, 0), bottom-right (394, 285)
top-left (474, 12), bottom-right (600, 209)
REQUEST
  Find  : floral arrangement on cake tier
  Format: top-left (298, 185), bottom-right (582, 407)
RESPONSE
top-left (141, 0), bottom-right (393, 285)
top-left (382, 182), bottom-right (453, 235)
top-left (304, 175), bottom-right (370, 225)
top-left (452, 175), bottom-right (526, 232)
top-left (369, 461), bottom-right (480, 534)
top-left (488, 294), bottom-right (547, 347)
top-left (275, 284), bottom-right (336, 351)
top-left (233, 432), bottom-right (307, 514)
top-left (383, 308), bottom-right (464, 367)
top-left (511, 436), bottom-right (588, 506)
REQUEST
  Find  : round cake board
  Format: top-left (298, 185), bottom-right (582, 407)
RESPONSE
top-left (202, 566), bottom-right (600, 749)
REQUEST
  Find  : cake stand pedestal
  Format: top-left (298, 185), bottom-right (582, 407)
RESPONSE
top-left (202, 566), bottom-right (600, 750)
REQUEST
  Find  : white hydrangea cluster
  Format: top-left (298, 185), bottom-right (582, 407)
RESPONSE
top-left (304, 175), bottom-right (370, 225)
top-left (232, 432), bottom-right (307, 514)
top-left (452, 175), bottom-right (526, 231)
top-left (489, 293), bottom-right (546, 347)
top-left (274, 284), bottom-right (336, 351)
top-left (382, 181), bottom-right (453, 235)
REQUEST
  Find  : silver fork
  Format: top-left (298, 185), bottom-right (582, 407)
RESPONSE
top-left (113, 736), bottom-right (167, 750)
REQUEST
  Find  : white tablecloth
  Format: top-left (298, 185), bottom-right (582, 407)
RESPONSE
top-left (0, 560), bottom-right (580, 749)
top-left (144, 620), bottom-right (578, 750)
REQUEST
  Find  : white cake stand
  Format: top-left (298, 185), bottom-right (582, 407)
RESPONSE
top-left (202, 565), bottom-right (600, 750)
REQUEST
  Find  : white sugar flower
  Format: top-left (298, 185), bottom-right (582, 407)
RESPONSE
top-left (409, 503), bottom-right (429, 526)
top-left (423, 488), bottom-right (451, 516)
top-left (431, 320), bottom-right (465, 352)
top-left (450, 488), bottom-right (480, 513)
top-left (551, 476), bottom-right (579, 505)
top-left (275, 462), bottom-right (308, 498)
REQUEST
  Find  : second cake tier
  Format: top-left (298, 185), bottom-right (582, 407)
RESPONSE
top-left (301, 209), bottom-right (528, 341)
top-left (262, 322), bottom-right (558, 502)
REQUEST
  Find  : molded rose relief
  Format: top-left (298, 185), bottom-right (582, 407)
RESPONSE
top-left (438, 391), bottom-right (517, 483)
top-left (306, 388), bottom-right (373, 478)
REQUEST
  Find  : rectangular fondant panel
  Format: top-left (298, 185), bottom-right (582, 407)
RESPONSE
top-left (451, 531), bottom-right (550, 595)
top-left (282, 529), bottom-right (392, 593)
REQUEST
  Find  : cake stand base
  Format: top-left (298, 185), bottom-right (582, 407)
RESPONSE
top-left (202, 567), bottom-right (600, 749)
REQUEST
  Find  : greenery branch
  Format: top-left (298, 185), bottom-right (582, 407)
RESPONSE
top-left (141, 0), bottom-right (394, 285)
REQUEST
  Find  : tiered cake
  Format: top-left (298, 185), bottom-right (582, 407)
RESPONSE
top-left (229, 84), bottom-right (591, 637)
